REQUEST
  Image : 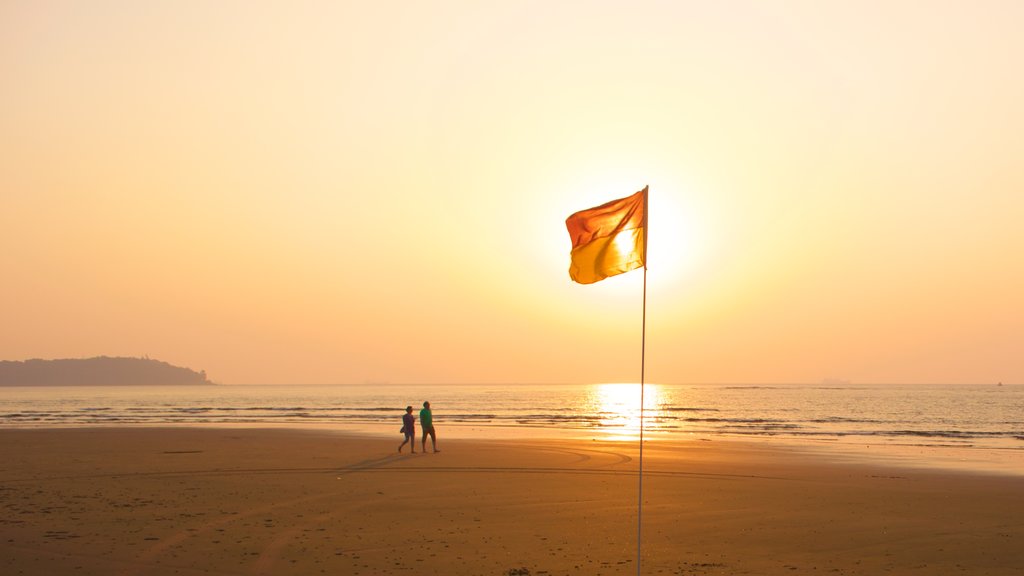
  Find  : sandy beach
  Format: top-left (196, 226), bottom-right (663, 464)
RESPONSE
top-left (1, 428), bottom-right (1021, 576)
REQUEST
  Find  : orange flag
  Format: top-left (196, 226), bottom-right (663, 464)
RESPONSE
top-left (565, 186), bottom-right (647, 284)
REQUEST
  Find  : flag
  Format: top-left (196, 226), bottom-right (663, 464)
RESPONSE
top-left (565, 186), bottom-right (647, 284)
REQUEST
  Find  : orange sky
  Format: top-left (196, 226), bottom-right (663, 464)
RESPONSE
top-left (2, 1), bottom-right (1022, 385)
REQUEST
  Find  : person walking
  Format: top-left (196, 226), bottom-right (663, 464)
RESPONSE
top-left (420, 401), bottom-right (439, 453)
top-left (398, 405), bottom-right (416, 453)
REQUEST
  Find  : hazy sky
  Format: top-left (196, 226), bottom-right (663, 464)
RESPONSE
top-left (3, 1), bottom-right (1022, 385)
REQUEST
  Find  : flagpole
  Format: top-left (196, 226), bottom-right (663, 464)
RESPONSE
top-left (637, 186), bottom-right (649, 576)
top-left (637, 265), bottom-right (647, 576)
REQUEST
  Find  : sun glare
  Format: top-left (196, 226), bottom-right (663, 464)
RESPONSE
top-left (588, 383), bottom-right (662, 440)
top-left (645, 189), bottom-right (707, 289)
top-left (612, 228), bottom-right (642, 261)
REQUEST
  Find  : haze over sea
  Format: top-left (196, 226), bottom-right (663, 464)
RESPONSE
top-left (3, 383), bottom-right (1021, 474)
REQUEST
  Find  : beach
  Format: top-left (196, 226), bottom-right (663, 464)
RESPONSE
top-left (2, 428), bottom-right (1022, 575)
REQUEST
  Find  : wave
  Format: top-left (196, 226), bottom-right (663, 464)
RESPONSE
top-left (3, 383), bottom-right (1022, 454)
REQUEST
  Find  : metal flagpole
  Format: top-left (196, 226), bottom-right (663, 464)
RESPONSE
top-left (637, 265), bottom-right (647, 576)
top-left (637, 186), bottom-right (649, 576)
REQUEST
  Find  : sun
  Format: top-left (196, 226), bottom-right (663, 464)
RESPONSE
top-left (644, 188), bottom-right (708, 289)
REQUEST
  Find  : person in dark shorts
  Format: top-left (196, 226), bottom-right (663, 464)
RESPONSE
top-left (399, 405), bottom-right (416, 453)
top-left (420, 401), bottom-right (439, 453)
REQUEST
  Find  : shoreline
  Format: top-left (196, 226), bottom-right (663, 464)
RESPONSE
top-left (2, 427), bottom-right (1023, 575)
top-left (3, 420), bottom-right (1020, 477)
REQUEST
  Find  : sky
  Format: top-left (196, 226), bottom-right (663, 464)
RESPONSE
top-left (2, 1), bottom-right (1022, 385)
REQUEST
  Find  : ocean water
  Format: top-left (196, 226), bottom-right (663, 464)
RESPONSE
top-left (2, 382), bottom-right (1021, 449)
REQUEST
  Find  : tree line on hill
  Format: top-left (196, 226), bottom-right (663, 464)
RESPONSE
top-left (0, 356), bottom-right (213, 386)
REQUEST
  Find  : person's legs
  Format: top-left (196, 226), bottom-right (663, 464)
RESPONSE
top-left (400, 432), bottom-right (415, 453)
top-left (426, 427), bottom-right (438, 452)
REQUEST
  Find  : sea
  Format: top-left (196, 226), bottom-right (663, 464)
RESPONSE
top-left (2, 382), bottom-right (1022, 473)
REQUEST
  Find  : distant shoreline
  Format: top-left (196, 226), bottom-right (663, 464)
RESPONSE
top-left (0, 356), bottom-right (214, 386)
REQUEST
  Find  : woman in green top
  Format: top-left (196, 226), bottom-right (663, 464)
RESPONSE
top-left (420, 401), bottom-right (439, 453)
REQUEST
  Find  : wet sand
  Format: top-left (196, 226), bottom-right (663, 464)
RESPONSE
top-left (1, 427), bottom-right (1022, 575)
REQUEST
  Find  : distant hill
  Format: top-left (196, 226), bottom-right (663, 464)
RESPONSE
top-left (0, 357), bottom-right (214, 386)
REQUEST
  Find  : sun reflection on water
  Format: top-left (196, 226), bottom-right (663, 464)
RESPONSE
top-left (587, 383), bottom-right (662, 441)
